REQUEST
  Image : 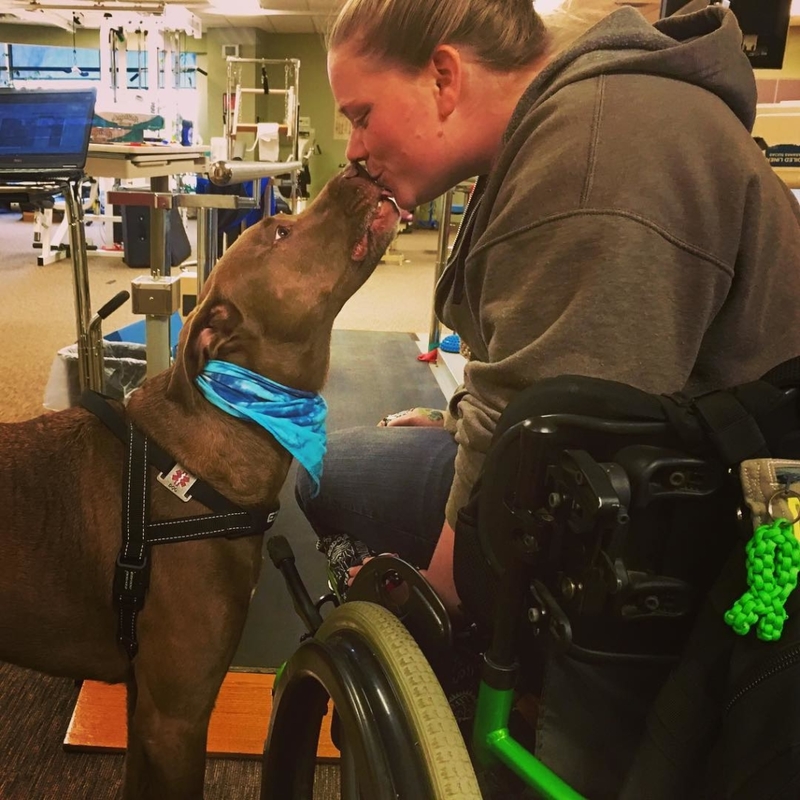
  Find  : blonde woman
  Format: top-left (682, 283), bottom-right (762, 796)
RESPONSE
top-left (296, 2), bottom-right (800, 795)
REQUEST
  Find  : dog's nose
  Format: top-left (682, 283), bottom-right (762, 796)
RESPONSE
top-left (343, 161), bottom-right (372, 181)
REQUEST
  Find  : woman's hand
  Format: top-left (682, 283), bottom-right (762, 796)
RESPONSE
top-left (346, 525), bottom-right (462, 621)
top-left (378, 408), bottom-right (445, 428)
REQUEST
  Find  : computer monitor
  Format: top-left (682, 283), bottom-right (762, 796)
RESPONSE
top-left (659, 0), bottom-right (792, 70)
top-left (731, 0), bottom-right (792, 69)
top-left (0, 88), bottom-right (96, 172)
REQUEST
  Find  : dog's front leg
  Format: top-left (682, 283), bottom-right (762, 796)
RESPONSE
top-left (122, 665), bottom-right (215, 800)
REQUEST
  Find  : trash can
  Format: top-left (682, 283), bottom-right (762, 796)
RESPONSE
top-left (43, 340), bottom-right (148, 411)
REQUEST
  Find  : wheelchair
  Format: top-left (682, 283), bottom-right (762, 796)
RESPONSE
top-left (260, 364), bottom-right (800, 800)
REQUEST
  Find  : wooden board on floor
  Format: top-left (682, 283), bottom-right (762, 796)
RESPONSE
top-left (63, 671), bottom-right (338, 761)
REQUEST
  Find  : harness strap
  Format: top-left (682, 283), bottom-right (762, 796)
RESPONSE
top-left (112, 423), bottom-right (150, 659)
top-left (80, 390), bottom-right (279, 659)
top-left (80, 389), bottom-right (275, 534)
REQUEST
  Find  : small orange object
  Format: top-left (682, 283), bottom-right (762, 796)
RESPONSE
top-left (64, 671), bottom-right (338, 760)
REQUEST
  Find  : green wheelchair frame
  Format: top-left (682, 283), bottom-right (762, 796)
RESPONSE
top-left (260, 401), bottom-right (745, 799)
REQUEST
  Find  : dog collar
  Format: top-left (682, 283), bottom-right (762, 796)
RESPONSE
top-left (196, 360), bottom-right (327, 494)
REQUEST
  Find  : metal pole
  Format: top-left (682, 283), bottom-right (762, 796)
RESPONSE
top-left (195, 206), bottom-right (218, 297)
top-left (226, 56), bottom-right (299, 66)
top-left (428, 190), bottom-right (454, 353)
top-left (146, 189), bottom-right (172, 378)
top-left (64, 179), bottom-right (104, 392)
top-left (290, 59), bottom-right (301, 213)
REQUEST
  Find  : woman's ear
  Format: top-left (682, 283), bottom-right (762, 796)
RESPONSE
top-left (430, 44), bottom-right (462, 120)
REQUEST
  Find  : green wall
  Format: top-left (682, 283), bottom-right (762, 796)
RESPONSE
top-left (252, 33), bottom-right (347, 197)
top-left (201, 29), bottom-right (347, 196)
top-left (0, 23), bottom-right (98, 49)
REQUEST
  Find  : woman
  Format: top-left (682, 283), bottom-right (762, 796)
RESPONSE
top-left (297, 0), bottom-right (800, 794)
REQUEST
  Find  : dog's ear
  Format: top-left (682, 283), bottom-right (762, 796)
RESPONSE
top-left (166, 295), bottom-right (242, 402)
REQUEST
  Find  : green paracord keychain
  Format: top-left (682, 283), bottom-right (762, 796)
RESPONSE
top-left (724, 518), bottom-right (800, 642)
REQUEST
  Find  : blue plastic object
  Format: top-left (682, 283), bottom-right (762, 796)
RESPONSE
top-left (440, 334), bottom-right (461, 353)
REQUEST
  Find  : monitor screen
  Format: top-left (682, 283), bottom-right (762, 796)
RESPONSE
top-left (0, 88), bottom-right (96, 168)
top-left (730, 0), bottom-right (792, 69)
top-left (659, 0), bottom-right (792, 70)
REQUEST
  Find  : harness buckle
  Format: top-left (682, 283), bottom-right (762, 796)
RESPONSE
top-left (113, 553), bottom-right (150, 611)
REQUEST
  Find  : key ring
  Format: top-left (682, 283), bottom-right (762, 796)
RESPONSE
top-left (767, 488), bottom-right (800, 526)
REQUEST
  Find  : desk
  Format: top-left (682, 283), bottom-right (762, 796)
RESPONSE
top-left (85, 143), bottom-right (210, 183)
top-left (35, 144), bottom-right (211, 266)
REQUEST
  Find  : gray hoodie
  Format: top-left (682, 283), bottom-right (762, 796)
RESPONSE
top-left (436, 6), bottom-right (800, 526)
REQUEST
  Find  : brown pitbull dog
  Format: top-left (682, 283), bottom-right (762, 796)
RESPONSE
top-left (0, 165), bottom-right (398, 799)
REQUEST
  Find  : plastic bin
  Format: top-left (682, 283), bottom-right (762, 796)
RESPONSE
top-left (44, 340), bottom-right (148, 411)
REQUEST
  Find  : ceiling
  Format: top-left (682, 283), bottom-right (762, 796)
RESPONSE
top-left (4, 1), bottom-right (798, 38)
top-left (190, 0), bottom-right (341, 35)
top-left (0, 0), bottom-right (342, 34)
top-left (0, 0), bottom-right (665, 36)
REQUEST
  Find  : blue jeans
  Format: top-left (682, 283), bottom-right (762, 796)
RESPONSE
top-left (295, 425), bottom-right (458, 567)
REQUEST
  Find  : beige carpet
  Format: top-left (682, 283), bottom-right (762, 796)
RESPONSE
top-left (0, 211), bottom-right (440, 423)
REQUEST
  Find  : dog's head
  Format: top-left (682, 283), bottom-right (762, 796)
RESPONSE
top-left (168, 164), bottom-right (399, 402)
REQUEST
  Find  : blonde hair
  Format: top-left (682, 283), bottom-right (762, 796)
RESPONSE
top-left (328, 0), bottom-right (617, 72)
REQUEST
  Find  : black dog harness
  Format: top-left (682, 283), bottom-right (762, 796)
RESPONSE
top-left (81, 391), bottom-right (279, 659)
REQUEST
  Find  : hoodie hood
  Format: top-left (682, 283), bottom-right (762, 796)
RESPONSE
top-left (508, 6), bottom-right (756, 138)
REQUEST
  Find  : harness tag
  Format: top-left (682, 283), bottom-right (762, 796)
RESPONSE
top-left (157, 464), bottom-right (198, 503)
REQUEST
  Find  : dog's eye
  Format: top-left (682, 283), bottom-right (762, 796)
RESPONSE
top-left (274, 225), bottom-right (291, 241)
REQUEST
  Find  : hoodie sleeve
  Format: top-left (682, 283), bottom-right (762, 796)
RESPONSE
top-left (443, 210), bottom-right (733, 528)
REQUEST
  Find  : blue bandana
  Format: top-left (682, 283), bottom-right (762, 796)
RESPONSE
top-left (196, 360), bottom-right (327, 494)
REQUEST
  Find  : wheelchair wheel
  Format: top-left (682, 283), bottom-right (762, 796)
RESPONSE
top-left (261, 601), bottom-right (481, 800)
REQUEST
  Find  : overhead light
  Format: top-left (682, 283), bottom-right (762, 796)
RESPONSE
top-left (536, 0), bottom-right (569, 14)
top-left (205, 0), bottom-right (316, 15)
top-left (25, 0), bottom-right (165, 12)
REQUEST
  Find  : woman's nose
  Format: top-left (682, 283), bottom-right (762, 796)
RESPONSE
top-left (345, 129), bottom-right (367, 162)
top-left (343, 162), bottom-right (371, 180)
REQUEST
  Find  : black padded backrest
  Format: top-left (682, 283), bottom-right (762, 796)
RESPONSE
top-left (454, 359), bottom-right (800, 634)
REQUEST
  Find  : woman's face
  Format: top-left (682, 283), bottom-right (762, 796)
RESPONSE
top-left (328, 45), bottom-right (451, 210)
